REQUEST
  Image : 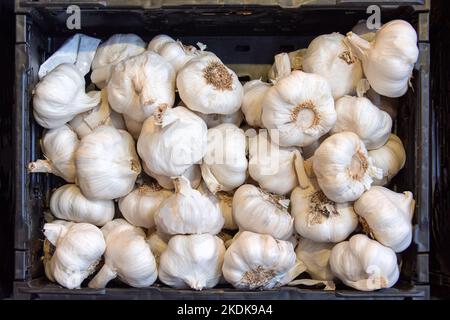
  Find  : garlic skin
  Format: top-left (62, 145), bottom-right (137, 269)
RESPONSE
top-left (50, 184), bottom-right (115, 226)
top-left (148, 231), bottom-right (168, 265)
top-left (291, 152), bottom-right (358, 243)
top-left (329, 234), bottom-right (399, 291)
top-left (241, 80), bottom-right (271, 128)
top-left (159, 234), bottom-right (226, 290)
top-left (123, 114), bottom-right (143, 140)
top-left (302, 33), bottom-right (363, 99)
top-left (107, 51), bottom-right (176, 122)
top-left (352, 20), bottom-right (377, 42)
top-left (368, 134), bottom-right (406, 186)
top-left (76, 125), bottom-right (141, 200)
top-left (137, 106), bottom-right (207, 177)
top-left (33, 63), bottom-right (100, 129)
top-left (91, 34), bottom-right (146, 89)
top-left (222, 231), bottom-right (296, 290)
top-left (261, 71), bottom-right (336, 147)
top-left (177, 55), bottom-right (244, 115)
top-left (44, 221), bottom-right (105, 289)
top-left (296, 238), bottom-right (335, 281)
top-left (89, 219), bottom-right (157, 288)
top-left (148, 34), bottom-right (175, 52)
top-left (201, 123), bottom-right (248, 193)
top-left (345, 20), bottom-right (419, 98)
top-left (232, 184), bottom-right (294, 240)
top-left (143, 162), bottom-right (202, 190)
top-left (248, 129), bottom-right (299, 195)
top-left (28, 125), bottom-right (79, 183)
top-left (268, 49), bottom-right (307, 81)
top-left (194, 109), bottom-right (244, 129)
top-left (155, 177), bottom-right (224, 235)
top-left (119, 184), bottom-right (172, 229)
top-left (313, 132), bottom-right (383, 203)
top-left (332, 96), bottom-right (392, 150)
top-left (355, 186), bottom-right (414, 253)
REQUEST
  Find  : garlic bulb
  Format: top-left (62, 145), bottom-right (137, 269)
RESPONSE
top-left (107, 51), bottom-right (176, 122)
top-left (143, 162), bottom-right (202, 190)
top-left (296, 238), bottom-right (335, 281)
top-left (177, 54), bottom-right (244, 115)
top-left (248, 129), bottom-right (299, 195)
top-left (138, 106), bottom-right (207, 177)
top-left (302, 33), bottom-right (363, 99)
top-left (313, 132), bottom-right (383, 203)
top-left (222, 231), bottom-right (296, 290)
top-left (159, 234), bottom-right (226, 290)
top-left (50, 184), bottom-right (115, 226)
top-left (123, 114), bottom-right (143, 140)
top-left (201, 123), bottom-right (248, 193)
top-left (43, 221), bottom-right (105, 289)
top-left (329, 234), bottom-right (399, 291)
top-left (76, 125), bottom-right (141, 200)
top-left (91, 34), bottom-right (146, 88)
top-left (352, 20), bottom-right (377, 42)
top-left (345, 20), bottom-right (419, 98)
top-left (194, 109), bottom-right (244, 129)
top-left (261, 70), bottom-right (336, 147)
top-left (119, 184), bottom-right (172, 229)
top-left (89, 219), bottom-right (157, 288)
top-left (232, 184), bottom-right (293, 240)
top-left (368, 134), bottom-right (406, 186)
top-left (148, 231), bottom-right (168, 265)
top-left (291, 152), bottom-right (358, 243)
top-left (28, 125), bottom-right (79, 182)
top-left (355, 186), bottom-right (414, 253)
top-left (155, 177), bottom-right (224, 235)
top-left (33, 63), bottom-right (100, 129)
top-left (148, 34), bottom-right (175, 52)
top-left (241, 80), bottom-right (271, 128)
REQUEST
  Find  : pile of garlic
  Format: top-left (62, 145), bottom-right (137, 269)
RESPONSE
top-left (31, 20), bottom-right (418, 292)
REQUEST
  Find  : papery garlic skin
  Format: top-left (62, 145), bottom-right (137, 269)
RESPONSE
top-left (296, 238), bottom-right (335, 281)
top-left (355, 186), bottom-right (414, 253)
top-left (159, 234), bottom-right (226, 290)
top-left (91, 34), bottom-right (146, 88)
top-left (148, 34), bottom-right (175, 52)
top-left (345, 20), bottom-right (419, 98)
top-left (268, 49), bottom-right (307, 81)
top-left (50, 184), bottom-right (114, 226)
top-left (28, 125), bottom-right (79, 183)
top-left (44, 221), bottom-right (105, 289)
top-left (329, 234), bottom-right (399, 291)
top-left (89, 219), bottom-right (157, 288)
top-left (76, 125), bottom-right (141, 200)
top-left (222, 231), bottom-right (296, 290)
top-left (261, 71), bottom-right (336, 147)
top-left (143, 161), bottom-right (201, 190)
top-left (201, 123), bottom-right (248, 193)
top-left (123, 114), bottom-right (143, 140)
top-left (242, 80), bottom-right (271, 128)
top-left (177, 55), bottom-right (243, 115)
top-left (148, 231), bottom-right (168, 265)
top-left (119, 184), bottom-right (172, 229)
top-left (33, 63), bottom-right (100, 129)
top-left (138, 106), bottom-right (207, 177)
top-left (233, 184), bottom-right (294, 240)
top-left (194, 109), bottom-right (244, 129)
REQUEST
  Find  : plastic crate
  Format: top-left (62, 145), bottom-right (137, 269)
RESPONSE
top-left (13, 0), bottom-right (430, 300)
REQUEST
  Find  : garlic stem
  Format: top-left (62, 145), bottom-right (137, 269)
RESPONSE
top-left (88, 264), bottom-right (117, 289)
top-left (273, 53), bottom-right (292, 81)
top-left (28, 159), bottom-right (54, 174)
top-left (344, 32), bottom-right (371, 61)
top-left (293, 151), bottom-right (313, 190)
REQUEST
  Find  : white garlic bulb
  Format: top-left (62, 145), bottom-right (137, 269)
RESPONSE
top-left (148, 34), bottom-right (175, 52)
top-left (313, 132), bottom-right (383, 203)
top-left (291, 152), bottom-right (358, 243)
top-left (332, 96), bottom-right (392, 150)
top-left (89, 219), bottom-right (157, 288)
top-left (296, 238), bottom-right (335, 281)
top-left (50, 184), bottom-right (114, 226)
top-left (76, 125), bottom-right (141, 200)
top-left (33, 63), bottom-right (100, 129)
top-left (232, 184), bottom-right (293, 240)
top-left (222, 231), bottom-right (296, 290)
top-left (107, 51), bottom-right (176, 122)
top-left (345, 20), bottom-right (419, 98)
top-left (138, 106), bottom-right (207, 177)
top-left (241, 80), bottom-right (271, 128)
top-left (201, 123), bottom-right (248, 193)
top-left (194, 109), bottom-right (244, 129)
top-left (119, 184), bottom-right (172, 229)
top-left (43, 221), bottom-right (105, 289)
top-left (177, 54), bottom-right (243, 115)
top-left (368, 134), bottom-right (406, 186)
top-left (143, 161), bottom-right (202, 190)
top-left (261, 70), bottom-right (336, 147)
top-left (159, 234), bottom-right (226, 290)
top-left (155, 177), bottom-right (224, 235)
top-left (355, 186), bottom-right (414, 253)
top-left (91, 34), bottom-right (146, 89)
top-left (28, 125), bottom-right (79, 183)
top-left (123, 114), bottom-right (143, 140)
top-left (329, 234), bottom-right (399, 291)
top-left (248, 129), bottom-right (299, 195)
top-left (148, 231), bottom-right (168, 265)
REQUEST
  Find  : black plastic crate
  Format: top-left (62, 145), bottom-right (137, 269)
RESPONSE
top-left (13, 0), bottom-right (430, 300)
